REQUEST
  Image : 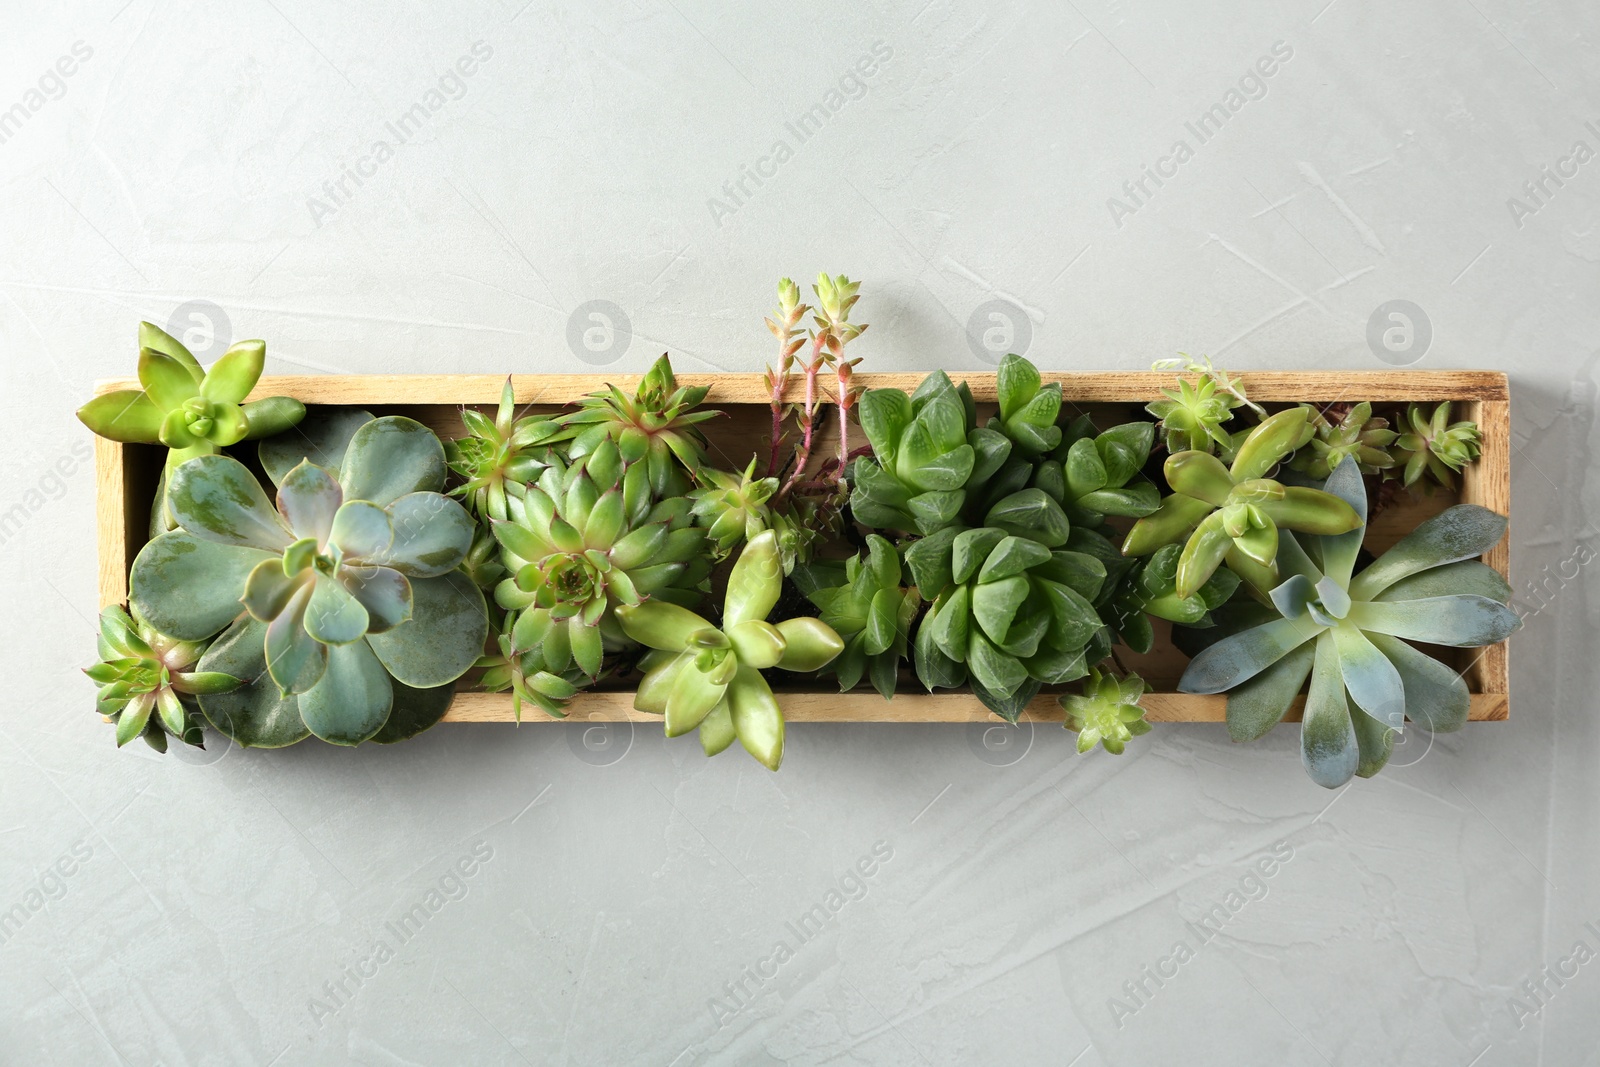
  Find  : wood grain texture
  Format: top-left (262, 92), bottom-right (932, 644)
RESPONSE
top-left (93, 370), bottom-right (1514, 724)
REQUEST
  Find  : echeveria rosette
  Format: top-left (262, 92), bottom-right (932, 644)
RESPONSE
top-left (474, 611), bottom-right (584, 721)
top-left (491, 437), bottom-right (711, 680)
top-left (1109, 543), bottom-right (1240, 655)
top-left (446, 377), bottom-right (565, 521)
top-left (907, 525), bottom-right (1108, 722)
top-left (1122, 407), bottom-right (1356, 599)
top-left (1177, 458), bottom-right (1520, 789)
top-left (849, 371), bottom-right (1012, 536)
top-left (85, 605), bottom-right (242, 752)
top-left (1392, 402), bottom-right (1482, 489)
top-left (795, 534), bottom-right (920, 700)
top-left (689, 457), bottom-right (781, 560)
top-left (559, 354), bottom-right (718, 498)
top-left (616, 531), bottom-right (844, 770)
top-left (129, 415), bottom-right (486, 748)
top-left (1061, 668), bottom-right (1151, 755)
top-left (1290, 402), bottom-right (1397, 479)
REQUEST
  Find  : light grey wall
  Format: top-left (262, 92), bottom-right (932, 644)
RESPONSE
top-left (1, 0), bottom-right (1596, 1064)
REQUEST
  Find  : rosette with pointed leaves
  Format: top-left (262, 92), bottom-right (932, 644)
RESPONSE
top-left (129, 414), bottom-right (486, 748)
top-left (795, 535), bottom-right (920, 699)
top-left (1146, 371), bottom-right (1241, 455)
top-left (988, 354), bottom-right (1062, 456)
top-left (1108, 543), bottom-right (1240, 654)
top-left (559, 354), bottom-right (717, 497)
top-left (906, 525), bottom-right (1108, 720)
top-left (1061, 668), bottom-right (1151, 754)
top-left (1392, 402), bottom-right (1482, 489)
top-left (1178, 459), bottom-right (1519, 788)
top-left (474, 611), bottom-right (584, 721)
top-left (689, 457), bottom-right (780, 559)
top-left (76, 322), bottom-right (306, 533)
top-left (850, 371), bottom-right (1012, 535)
top-left (1290, 402), bottom-right (1397, 479)
top-left (1031, 415), bottom-right (1161, 528)
top-left (491, 437), bottom-right (710, 679)
top-left (615, 531), bottom-right (844, 770)
top-left (1123, 407), bottom-right (1355, 598)
top-left (85, 605), bottom-right (242, 752)
top-left (446, 377), bottom-right (565, 520)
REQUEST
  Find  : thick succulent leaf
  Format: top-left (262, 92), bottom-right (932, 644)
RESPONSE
top-left (259, 408), bottom-right (374, 486)
top-left (370, 493), bottom-right (475, 577)
top-left (240, 396), bottom-right (307, 440)
top-left (903, 526), bottom-right (960, 595)
top-left (907, 490), bottom-right (966, 535)
top-left (1023, 644), bottom-right (1089, 684)
top-left (1349, 505), bottom-right (1510, 601)
top-left (328, 500), bottom-right (394, 561)
top-left (200, 340), bottom-right (266, 405)
top-left (1225, 639), bottom-right (1315, 743)
top-left (1351, 709), bottom-right (1395, 778)
top-left (1367, 632), bottom-right (1471, 732)
top-left (1121, 493), bottom-right (1215, 556)
top-left (1232, 407), bottom-right (1311, 481)
top-left (953, 528), bottom-right (1007, 584)
top-left (858, 388), bottom-right (913, 462)
top-left (195, 617), bottom-right (311, 748)
top-left (1178, 618), bottom-right (1321, 694)
top-left (972, 575), bottom-right (1029, 645)
top-left (665, 661), bottom-right (729, 736)
top-left (1034, 579), bottom-right (1102, 650)
top-left (868, 650), bottom-right (899, 699)
top-left (339, 566), bottom-right (413, 633)
top-left (995, 353), bottom-right (1041, 421)
top-left (727, 666), bottom-right (785, 770)
top-left (242, 558), bottom-right (305, 622)
top-left (1078, 481), bottom-right (1160, 518)
top-left (926, 587), bottom-right (971, 661)
top-left (635, 651), bottom-right (687, 714)
top-left (131, 533), bottom-right (272, 641)
top-left (298, 639), bottom-right (393, 745)
top-left (371, 678), bottom-right (456, 743)
top-left (615, 601), bottom-right (714, 651)
top-left (977, 536), bottom-right (1052, 583)
top-left (1317, 458), bottom-right (1368, 586)
top-left (366, 570), bottom-right (487, 688)
top-left (266, 582), bottom-right (328, 693)
top-left (968, 427), bottom-right (1013, 483)
top-left (863, 588), bottom-right (901, 656)
top-left (1270, 574), bottom-right (1318, 620)
top-left (727, 620), bottom-right (786, 669)
top-left (339, 416), bottom-right (448, 506)
top-left (723, 530), bottom-right (783, 627)
top-left (972, 676), bottom-right (1041, 724)
top-left (914, 621), bottom-right (967, 691)
top-left (1301, 633), bottom-right (1358, 789)
top-left (699, 701), bottom-right (738, 756)
top-left (1034, 551), bottom-right (1105, 601)
top-left (139, 321), bottom-right (204, 379)
top-left (77, 390), bottom-right (164, 443)
top-left (967, 630), bottom-right (1027, 697)
top-left (569, 616), bottom-right (604, 677)
top-left (138, 348), bottom-right (200, 409)
top-left (304, 572), bottom-right (370, 645)
top-left (1373, 560), bottom-right (1511, 604)
top-left (277, 461), bottom-right (343, 544)
top-left (1331, 624), bottom-right (1406, 730)
top-left (1095, 422), bottom-right (1154, 485)
top-left (1347, 596), bottom-right (1521, 647)
top-left (774, 618), bottom-right (845, 672)
top-left (1065, 437), bottom-right (1108, 497)
top-left (985, 489), bottom-right (1070, 548)
top-left (1165, 451), bottom-right (1234, 506)
top-left (168, 454), bottom-right (292, 550)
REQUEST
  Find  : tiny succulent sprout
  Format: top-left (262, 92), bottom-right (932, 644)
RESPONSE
top-left (615, 531), bottom-right (844, 770)
top-left (1291, 402), bottom-right (1397, 479)
top-left (1061, 668), bottom-right (1151, 754)
top-left (130, 414), bottom-right (487, 749)
top-left (1123, 407), bottom-right (1357, 599)
top-left (1146, 362), bottom-right (1245, 455)
top-left (1393, 402), bottom-right (1482, 489)
top-left (446, 377), bottom-right (566, 521)
top-left (86, 605), bottom-right (241, 751)
top-left (689, 456), bottom-right (781, 559)
top-left (559, 353), bottom-right (719, 498)
top-left (796, 534), bottom-right (920, 699)
top-left (1177, 458), bottom-right (1519, 789)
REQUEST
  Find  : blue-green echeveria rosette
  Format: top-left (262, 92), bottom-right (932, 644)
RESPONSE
top-left (129, 414), bottom-right (486, 748)
top-left (1176, 457), bottom-right (1519, 789)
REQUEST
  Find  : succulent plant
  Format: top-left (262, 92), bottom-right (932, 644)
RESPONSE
top-left (490, 437), bottom-right (710, 679)
top-left (474, 611), bottom-right (584, 721)
top-left (1392, 402), bottom-right (1482, 489)
top-left (1290, 402), bottom-right (1397, 479)
top-left (76, 322), bottom-right (306, 532)
top-left (1061, 668), bottom-right (1151, 754)
top-left (689, 457), bottom-right (780, 559)
top-left (615, 531), bottom-right (844, 770)
top-left (1031, 415), bottom-right (1161, 528)
top-left (1178, 459), bottom-right (1519, 788)
top-left (129, 414), bottom-right (487, 748)
top-left (85, 605), bottom-right (242, 751)
top-left (850, 371), bottom-right (1013, 536)
top-left (1109, 543), bottom-right (1240, 654)
top-left (795, 535), bottom-right (920, 699)
top-left (1146, 366), bottom-right (1244, 455)
top-left (988, 354), bottom-right (1063, 456)
top-left (446, 377), bottom-right (565, 520)
top-left (559, 354), bottom-right (717, 498)
top-left (1122, 408), bottom-right (1357, 598)
top-left (906, 525), bottom-right (1108, 720)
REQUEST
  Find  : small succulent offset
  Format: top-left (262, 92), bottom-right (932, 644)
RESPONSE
top-left (1122, 408), bottom-right (1357, 599)
top-left (616, 531), bottom-right (844, 770)
top-left (689, 457), bottom-right (780, 559)
top-left (86, 605), bottom-right (242, 751)
top-left (1178, 459), bottom-right (1519, 788)
top-left (1109, 544), bottom-right (1239, 655)
top-left (76, 322), bottom-right (306, 531)
top-left (474, 613), bottom-right (583, 721)
top-left (560, 354), bottom-right (717, 498)
top-left (1061, 668), bottom-right (1151, 754)
top-left (1392, 402), bottom-right (1482, 489)
top-left (1146, 356), bottom-right (1259, 455)
top-left (1290, 402), bottom-right (1397, 479)
top-left (850, 371), bottom-right (1012, 535)
top-left (491, 438), bottom-right (710, 680)
top-left (446, 377), bottom-right (564, 521)
top-left (907, 525), bottom-right (1108, 720)
top-left (130, 415), bottom-right (487, 748)
top-left (796, 535), bottom-right (920, 700)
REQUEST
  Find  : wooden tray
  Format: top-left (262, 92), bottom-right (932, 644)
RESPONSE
top-left (94, 371), bottom-right (1511, 726)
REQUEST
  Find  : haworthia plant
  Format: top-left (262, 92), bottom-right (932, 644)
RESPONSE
top-left (794, 534), bottom-right (920, 700)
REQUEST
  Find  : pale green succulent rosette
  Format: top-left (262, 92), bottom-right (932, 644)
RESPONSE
top-left (129, 414), bottom-right (486, 748)
top-left (85, 604), bottom-right (242, 752)
top-left (1177, 458), bottom-right (1520, 789)
top-left (1061, 668), bottom-right (1151, 754)
top-left (615, 531), bottom-right (843, 771)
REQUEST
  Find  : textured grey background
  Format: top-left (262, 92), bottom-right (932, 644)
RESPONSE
top-left (1, 0), bottom-right (1596, 1064)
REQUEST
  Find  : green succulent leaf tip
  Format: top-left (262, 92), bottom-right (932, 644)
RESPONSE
top-left (615, 531), bottom-right (843, 770)
top-left (87, 604), bottom-right (239, 751)
top-left (1176, 458), bottom-right (1518, 789)
top-left (1061, 668), bottom-right (1150, 754)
